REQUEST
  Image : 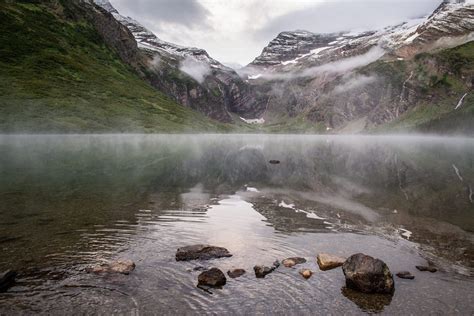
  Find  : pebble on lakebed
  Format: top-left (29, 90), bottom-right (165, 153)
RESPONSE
top-left (87, 259), bottom-right (135, 275)
top-left (176, 245), bottom-right (232, 261)
top-left (299, 269), bottom-right (313, 279)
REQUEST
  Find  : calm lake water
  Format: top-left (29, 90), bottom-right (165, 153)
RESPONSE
top-left (0, 134), bottom-right (473, 315)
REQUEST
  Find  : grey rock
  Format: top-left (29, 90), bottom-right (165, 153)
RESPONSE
top-left (342, 253), bottom-right (394, 294)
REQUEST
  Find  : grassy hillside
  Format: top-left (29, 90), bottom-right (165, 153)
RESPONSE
top-left (367, 41), bottom-right (474, 135)
top-left (0, 1), bottom-right (224, 133)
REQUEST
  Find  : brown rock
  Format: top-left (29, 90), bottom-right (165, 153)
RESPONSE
top-left (176, 245), bottom-right (232, 261)
top-left (299, 269), bottom-right (313, 279)
top-left (198, 268), bottom-right (227, 287)
top-left (317, 253), bottom-right (346, 271)
top-left (227, 269), bottom-right (246, 278)
top-left (282, 257), bottom-right (306, 268)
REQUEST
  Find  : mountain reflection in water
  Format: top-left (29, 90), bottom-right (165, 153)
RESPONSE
top-left (0, 134), bottom-right (473, 314)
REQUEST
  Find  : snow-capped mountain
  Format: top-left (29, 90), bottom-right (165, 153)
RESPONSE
top-left (89, 0), bottom-right (473, 133)
top-left (245, 0), bottom-right (474, 78)
top-left (91, 0), bottom-right (264, 122)
top-left (237, 0), bottom-right (474, 132)
top-left (93, 0), bottom-right (228, 70)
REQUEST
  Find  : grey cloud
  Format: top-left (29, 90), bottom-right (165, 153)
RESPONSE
top-left (260, 46), bottom-right (386, 81)
top-left (111, 0), bottom-right (211, 29)
top-left (255, 0), bottom-right (442, 41)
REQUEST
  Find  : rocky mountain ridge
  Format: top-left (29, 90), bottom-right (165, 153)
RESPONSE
top-left (91, 0), bottom-right (264, 122)
top-left (245, 0), bottom-right (474, 77)
top-left (239, 0), bottom-right (474, 133)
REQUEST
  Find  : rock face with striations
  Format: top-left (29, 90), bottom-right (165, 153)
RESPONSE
top-left (176, 245), bottom-right (232, 261)
top-left (342, 253), bottom-right (394, 294)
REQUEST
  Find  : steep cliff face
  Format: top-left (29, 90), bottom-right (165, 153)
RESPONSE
top-left (241, 0), bottom-right (474, 133)
top-left (91, 0), bottom-right (264, 122)
top-left (0, 0), bottom-right (221, 132)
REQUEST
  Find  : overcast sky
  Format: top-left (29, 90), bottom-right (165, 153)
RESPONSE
top-left (109, 0), bottom-right (443, 66)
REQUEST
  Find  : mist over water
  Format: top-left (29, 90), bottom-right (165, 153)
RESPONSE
top-left (0, 134), bottom-right (473, 314)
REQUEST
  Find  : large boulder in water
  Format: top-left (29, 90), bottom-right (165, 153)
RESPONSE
top-left (342, 253), bottom-right (394, 294)
top-left (176, 245), bottom-right (232, 261)
top-left (198, 268), bottom-right (226, 287)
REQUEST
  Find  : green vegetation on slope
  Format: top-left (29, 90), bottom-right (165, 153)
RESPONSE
top-left (369, 42), bottom-right (474, 134)
top-left (0, 1), bottom-right (224, 133)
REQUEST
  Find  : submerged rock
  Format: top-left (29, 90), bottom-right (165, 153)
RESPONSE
top-left (254, 261), bottom-right (280, 278)
top-left (299, 269), bottom-right (313, 279)
top-left (342, 253), bottom-right (394, 294)
top-left (176, 245), bottom-right (232, 261)
top-left (282, 257), bottom-right (306, 268)
top-left (416, 265), bottom-right (437, 273)
top-left (317, 253), bottom-right (346, 271)
top-left (396, 271), bottom-right (415, 279)
top-left (227, 269), bottom-right (246, 278)
top-left (198, 268), bottom-right (226, 287)
top-left (0, 270), bottom-right (17, 292)
top-left (87, 260), bottom-right (135, 275)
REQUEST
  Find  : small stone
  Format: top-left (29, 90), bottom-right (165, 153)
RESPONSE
top-left (198, 268), bottom-right (226, 287)
top-left (416, 265), bottom-right (437, 273)
top-left (269, 160), bottom-right (280, 164)
top-left (317, 253), bottom-right (346, 271)
top-left (342, 253), bottom-right (394, 294)
top-left (87, 259), bottom-right (135, 275)
top-left (282, 257), bottom-right (306, 268)
top-left (254, 261), bottom-right (280, 278)
top-left (299, 269), bottom-right (313, 279)
top-left (227, 269), bottom-right (246, 278)
top-left (176, 245), bottom-right (232, 261)
top-left (396, 271), bottom-right (415, 279)
top-left (0, 270), bottom-right (17, 293)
